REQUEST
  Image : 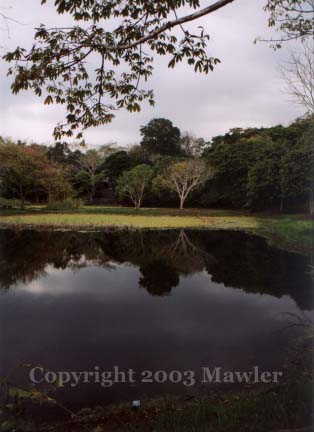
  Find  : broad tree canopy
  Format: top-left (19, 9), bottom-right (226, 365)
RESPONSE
top-left (140, 118), bottom-right (182, 156)
top-left (116, 164), bottom-right (153, 208)
top-left (153, 159), bottom-right (212, 209)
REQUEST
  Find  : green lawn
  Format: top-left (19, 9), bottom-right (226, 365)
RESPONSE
top-left (6, 205), bottom-right (241, 216)
top-left (251, 215), bottom-right (313, 254)
top-left (0, 212), bottom-right (258, 230)
top-left (0, 206), bottom-right (312, 253)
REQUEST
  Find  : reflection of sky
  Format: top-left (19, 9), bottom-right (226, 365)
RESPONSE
top-left (0, 260), bottom-right (312, 408)
top-left (0, 229), bottom-right (312, 407)
top-left (14, 263), bottom-right (308, 322)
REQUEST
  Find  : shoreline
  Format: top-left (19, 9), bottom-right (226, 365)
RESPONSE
top-left (2, 380), bottom-right (312, 432)
top-left (0, 209), bottom-right (312, 255)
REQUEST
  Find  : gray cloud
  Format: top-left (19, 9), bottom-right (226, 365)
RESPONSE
top-left (0, 0), bottom-right (305, 147)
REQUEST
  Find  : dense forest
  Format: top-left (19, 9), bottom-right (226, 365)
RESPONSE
top-left (0, 115), bottom-right (313, 214)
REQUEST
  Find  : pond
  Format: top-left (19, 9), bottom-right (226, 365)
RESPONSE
top-left (0, 228), bottom-right (312, 410)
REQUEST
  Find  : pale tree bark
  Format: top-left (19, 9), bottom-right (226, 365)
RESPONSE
top-left (136, 182), bottom-right (145, 209)
top-left (280, 39), bottom-right (314, 113)
top-left (77, 150), bottom-right (104, 204)
top-left (167, 160), bottom-right (213, 209)
top-left (179, 195), bottom-right (185, 210)
top-left (127, 180), bottom-right (146, 208)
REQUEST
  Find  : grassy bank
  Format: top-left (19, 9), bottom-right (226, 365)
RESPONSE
top-left (2, 381), bottom-right (312, 432)
top-left (0, 212), bottom-right (258, 230)
top-left (259, 216), bottom-right (313, 253)
top-left (119, 382), bottom-right (312, 432)
top-left (0, 206), bottom-right (312, 254)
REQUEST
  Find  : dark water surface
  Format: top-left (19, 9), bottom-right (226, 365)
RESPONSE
top-left (0, 229), bottom-right (312, 409)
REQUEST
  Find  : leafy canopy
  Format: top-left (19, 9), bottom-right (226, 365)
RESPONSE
top-left (140, 118), bottom-right (182, 156)
top-left (102, 151), bottom-right (132, 185)
top-left (4, 0), bottom-right (233, 140)
top-left (153, 159), bottom-right (211, 208)
top-left (116, 164), bottom-right (153, 208)
top-left (74, 148), bottom-right (110, 202)
top-left (264, 0), bottom-right (314, 47)
top-left (3, 0), bottom-right (312, 140)
top-left (203, 116), bottom-right (314, 211)
top-left (0, 140), bottom-right (71, 207)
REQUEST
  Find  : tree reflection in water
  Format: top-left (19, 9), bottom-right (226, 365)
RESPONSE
top-left (0, 228), bottom-right (312, 309)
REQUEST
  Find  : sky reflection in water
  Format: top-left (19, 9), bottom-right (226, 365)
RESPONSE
top-left (0, 229), bottom-right (312, 406)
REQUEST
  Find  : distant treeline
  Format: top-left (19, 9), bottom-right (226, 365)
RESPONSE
top-left (0, 115), bottom-right (313, 213)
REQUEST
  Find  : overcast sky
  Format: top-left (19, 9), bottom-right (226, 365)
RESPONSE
top-left (0, 0), bottom-right (304, 148)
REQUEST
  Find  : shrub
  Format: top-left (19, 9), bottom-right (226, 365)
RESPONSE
top-left (45, 198), bottom-right (82, 211)
top-left (0, 197), bottom-right (25, 208)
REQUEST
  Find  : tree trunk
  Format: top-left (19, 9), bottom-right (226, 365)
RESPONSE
top-left (308, 189), bottom-right (314, 216)
top-left (89, 181), bottom-right (95, 204)
top-left (19, 187), bottom-right (25, 209)
top-left (179, 195), bottom-right (185, 210)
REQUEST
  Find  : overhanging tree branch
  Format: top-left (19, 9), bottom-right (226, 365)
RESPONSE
top-left (106, 0), bottom-right (235, 51)
top-left (3, 0), bottom-right (237, 140)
